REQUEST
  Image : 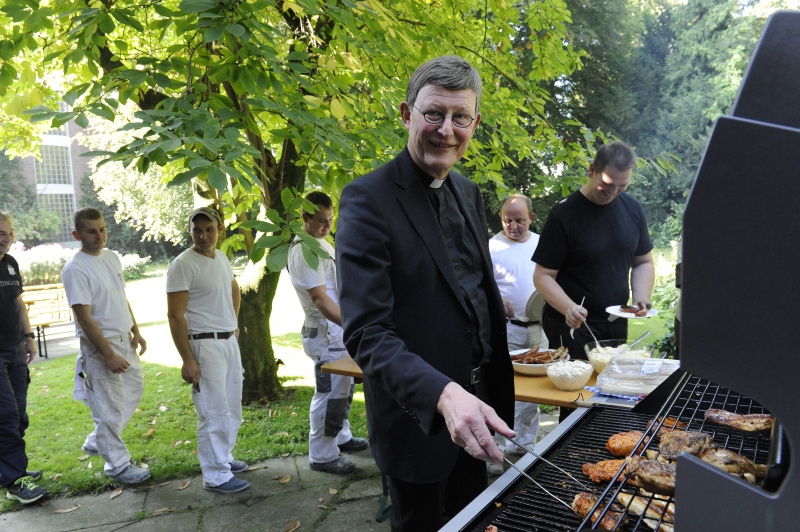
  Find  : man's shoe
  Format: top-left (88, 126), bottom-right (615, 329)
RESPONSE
top-left (5, 476), bottom-right (47, 505)
top-left (109, 465), bottom-right (151, 484)
top-left (203, 477), bottom-right (249, 493)
top-left (310, 456), bottom-right (356, 474)
top-left (337, 437), bottom-right (369, 453)
top-left (229, 460), bottom-right (248, 473)
top-left (26, 470), bottom-right (43, 481)
top-left (82, 444), bottom-right (99, 456)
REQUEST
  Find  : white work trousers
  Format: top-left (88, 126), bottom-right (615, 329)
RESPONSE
top-left (80, 334), bottom-right (143, 476)
top-left (496, 322), bottom-right (549, 452)
top-left (301, 320), bottom-right (354, 464)
top-left (190, 335), bottom-right (244, 487)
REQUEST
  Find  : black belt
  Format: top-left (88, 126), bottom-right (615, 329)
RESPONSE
top-left (190, 331), bottom-right (235, 340)
top-left (508, 318), bottom-right (540, 328)
top-left (464, 367), bottom-right (482, 387)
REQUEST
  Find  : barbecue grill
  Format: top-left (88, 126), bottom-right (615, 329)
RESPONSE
top-left (445, 10), bottom-right (800, 532)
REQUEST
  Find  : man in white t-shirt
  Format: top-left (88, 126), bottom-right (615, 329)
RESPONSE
top-left (61, 208), bottom-right (150, 484)
top-left (166, 207), bottom-right (248, 494)
top-left (287, 192), bottom-right (367, 474)
top-left (488, 195), bottom-right (548, 467)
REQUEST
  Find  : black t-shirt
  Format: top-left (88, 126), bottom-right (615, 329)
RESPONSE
top-left (0, 253), bottom-right (24, 347)
top-left (533, 191), bottom-right (652, 318)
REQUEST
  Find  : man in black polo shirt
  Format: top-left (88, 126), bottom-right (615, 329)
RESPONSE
top-left (0, 211), bottom-right (47, 504)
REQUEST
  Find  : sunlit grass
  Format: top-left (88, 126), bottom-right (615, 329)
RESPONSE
top-left (2, 355), bottom-right (366, 512)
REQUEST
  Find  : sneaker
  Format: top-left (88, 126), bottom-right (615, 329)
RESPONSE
top-left (82, 444), bottom-right (99, 456)
top-left (203, 477), bottom-right (250, 493)
top-left (310, 456), bottom-right (356, 474)
top-left (109, 465), bottom-right (151, 484)
top-left (338, 437), bottom-right (369, 452)
top-left (26, 470), bottom-right (43, 481)
top-left (5, 476), bottom-right (47, 505)
top-left (229, 460), bottom-right (248, 473)
top-left (487, 463), bottom-right (505, 476)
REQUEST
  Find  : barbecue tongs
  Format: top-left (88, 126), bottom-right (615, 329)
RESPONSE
top-left (506, 437), bottom-right (590, 490)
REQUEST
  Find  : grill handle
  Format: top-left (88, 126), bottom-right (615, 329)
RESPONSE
top-left (764, 418), bottom-right (791, 492)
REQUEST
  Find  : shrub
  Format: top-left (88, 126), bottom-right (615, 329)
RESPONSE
top-left (10, 243), bottom-right (151, 285)
top-left (11, 242), bottom-right (76, 286)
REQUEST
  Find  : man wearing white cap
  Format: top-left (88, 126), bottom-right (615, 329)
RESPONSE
top-left (62, 208), bottom-right (150, 484)
top-left (166, 206), bottom-right (248, 493)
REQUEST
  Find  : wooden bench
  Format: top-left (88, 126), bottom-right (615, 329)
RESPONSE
top-left (22, 283), bottom-right (73, 358)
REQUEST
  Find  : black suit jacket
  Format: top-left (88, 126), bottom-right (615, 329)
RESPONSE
top-left (336, 148), bottom-right (514, 483)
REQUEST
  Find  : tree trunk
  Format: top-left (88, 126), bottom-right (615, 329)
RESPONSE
top-left (237, 256), bottom-right (283, 403)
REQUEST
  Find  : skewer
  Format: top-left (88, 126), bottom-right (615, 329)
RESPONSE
top-left (507, 437), bottom-right (591, 490)
top-left (501, 456), bottom-right (579, 516)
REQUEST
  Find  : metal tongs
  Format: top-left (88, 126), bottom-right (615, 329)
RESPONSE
top-left (506, 437), bottom-right (590, 490)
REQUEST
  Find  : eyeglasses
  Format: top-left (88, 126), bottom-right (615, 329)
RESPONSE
top-left (411, 105), bottom-right (476, 128)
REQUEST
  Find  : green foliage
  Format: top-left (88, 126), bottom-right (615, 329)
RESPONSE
top-left (4, 354), bottom-right (367, 507)
top-left (0, 0), bottom-right (597, 273)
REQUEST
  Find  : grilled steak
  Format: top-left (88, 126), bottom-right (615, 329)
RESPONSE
top-left (658, 430), bottom-right (716, 461)
top-left (582, 459), bottom-right (627, 483)
top-left (704, 408), bottom-right (774, 432)
top-left (572, 492), bottom-right (628, 530)
top-left (700, 448), bottom-right (768, 483)
top-left (607, 430), bottom-right (647, 457)
top-left (625, 456), bottom-right (677, 496)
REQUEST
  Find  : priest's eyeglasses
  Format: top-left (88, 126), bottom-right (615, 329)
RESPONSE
top-left (411, 105), bottom-right (476, 128)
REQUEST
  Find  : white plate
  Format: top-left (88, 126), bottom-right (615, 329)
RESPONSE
top-left (606, 305), bottom-right (659, 319)
top-left (510, 349), bottom-right (570, 376)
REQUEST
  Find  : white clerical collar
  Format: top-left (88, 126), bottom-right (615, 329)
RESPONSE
top-left (429, 177), bottom-right (446, 188)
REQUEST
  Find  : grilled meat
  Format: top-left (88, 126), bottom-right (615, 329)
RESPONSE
top-left (485, 526), bottom-right (499, 532)
top-left (582, 459), bottom-right (627, 483)
top-left (700, 448), bottom-right (768, 483)
top-left (625, 456), bottom-right (677, 496)
top-left (704, 408), bottom-right (774, 432)
top-left (658, 430), bottom-right (716, 461)
top-left (607, 430), bottom-right (647, 457)
top-left (616, 492), bottom-right (675, 532)
top-left (511, 345), bottom-right (568, 364)
top-left (654, 416), bottom-right (689, 437)
top-left (572, 492), bottom-right (628, 530)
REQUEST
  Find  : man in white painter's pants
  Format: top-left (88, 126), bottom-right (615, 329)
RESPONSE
top-left (288, 191), bottom-right (368, 474)
top-left (167, 207), bottom-right (248, 494)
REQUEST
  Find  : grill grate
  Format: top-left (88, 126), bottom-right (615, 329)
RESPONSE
top-left (466, 374), bottom-right (771, 532)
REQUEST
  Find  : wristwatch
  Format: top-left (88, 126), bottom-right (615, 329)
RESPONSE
top-left (24, 332), bottom-right (35, 339)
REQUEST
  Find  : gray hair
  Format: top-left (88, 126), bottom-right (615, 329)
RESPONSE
top-left (500, 194), bottom-right (533, 215)
top-left (406, 56), bottom-right (482, 114)
top-left (593, 140), bottom-right (637, 173)
top-left (0, 210), bottom-right (12, 224)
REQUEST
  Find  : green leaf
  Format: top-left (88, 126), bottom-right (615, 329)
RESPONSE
top-left (266, 244), bottom-right (290, 272)
top-left (300, 243), bottom-right (319, 270)
top-left (63, 83), bottom-right (90, 107)
top-left (204, 118), bottom-right (220, 139)
top-left (74, 113), bottom-right (89, 129)
top-left (110, 9), bottom-right (145, 32)
top-left (249, 246), bottom-right (265, 264)
top-left (119, 69), bottom-right (147, 86)
top-left (169, 167), bottom-right (203, 186)
top-left (178, 0), bottom-right (218, 14)
top-left (241, 220), bottom-right (280, 232)
top-left (204, 25), bottom-right (224, 43)
top-left (226, 23), bottom-right (245, 37)
top-left (207, 166), bottom-right (227, 191)
top-left (0, 40), bottom-right (15, 61)
top-left (255, 234), bottom-right (285, 249)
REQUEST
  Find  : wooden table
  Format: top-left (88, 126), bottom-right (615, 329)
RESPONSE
top-left (321, 357), bottom-right (599, 409)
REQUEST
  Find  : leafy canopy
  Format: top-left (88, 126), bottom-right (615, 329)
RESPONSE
top-left (1, 0), bottom-right (591, 269)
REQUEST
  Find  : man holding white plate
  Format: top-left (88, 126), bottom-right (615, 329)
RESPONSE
top-left (533, 141), bottom-right (655, 361)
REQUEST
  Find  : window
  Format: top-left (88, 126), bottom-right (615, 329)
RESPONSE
top-left (37, 193), bottom-right (76, 242)
top-left (34, 145), bottom-right (74, 185)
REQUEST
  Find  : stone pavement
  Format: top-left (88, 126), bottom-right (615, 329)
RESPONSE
top-left (5, 273), bottom-right (560, 531)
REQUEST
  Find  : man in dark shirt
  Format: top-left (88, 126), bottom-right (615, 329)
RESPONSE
top-left (336, 56), bottom-right (515, 531)
top-left (533, 141), bottom-right (655, 360)
top-left (0, 211), bottom-right (47, 505)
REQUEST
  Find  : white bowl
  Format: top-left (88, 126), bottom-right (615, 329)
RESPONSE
top-left (545, 360), bottom-right (593, 391)
top-left (585, 340), bottom-right (655, 374)
top-left (510, 349), bottom-right (569, 376)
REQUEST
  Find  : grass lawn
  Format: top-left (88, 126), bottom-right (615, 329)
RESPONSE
top-left (2, 348), bottom-right (367, 512)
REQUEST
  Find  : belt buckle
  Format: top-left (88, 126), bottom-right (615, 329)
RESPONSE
top-left (470, 367), bottom-right (482, 385)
